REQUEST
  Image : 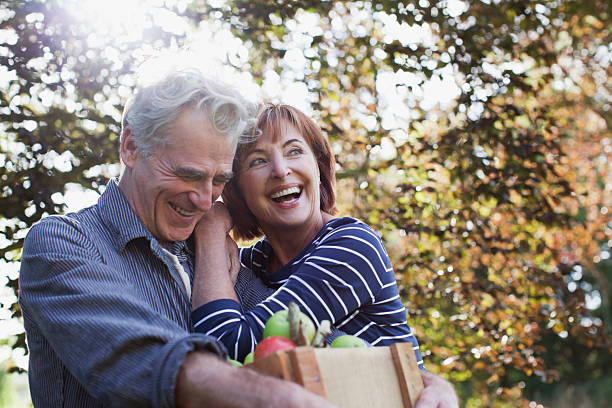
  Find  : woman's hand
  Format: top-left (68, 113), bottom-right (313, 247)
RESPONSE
top-left (192, 201), bottom-right (240, 309)
top-left (194, 201), bottom-right (234, 246)
top-left (225, 233), bottom-right (241, 285)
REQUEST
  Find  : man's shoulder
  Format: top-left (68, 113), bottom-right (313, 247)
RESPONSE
top-left (30, 204), bottom-right (102, 234)
top-left (24, 204), bottom-right (106, 251)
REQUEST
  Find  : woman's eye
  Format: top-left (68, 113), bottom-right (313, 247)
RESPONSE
top-left (249, 157), bottom-right (266, 167)
top-left (288, 147), bottom-right (303, 156)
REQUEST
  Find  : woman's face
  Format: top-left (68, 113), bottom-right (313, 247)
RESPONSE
top-left (237, 123), bottom-right (322, 235)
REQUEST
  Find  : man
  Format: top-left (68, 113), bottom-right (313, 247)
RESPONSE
top-left (19, 68), bottom-right (334, 407)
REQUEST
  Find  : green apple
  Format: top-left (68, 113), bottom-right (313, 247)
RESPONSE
top-left (227, 358), bottom-right (243, 367)
top-left (330, 334), bottom-right (368, 348)
top-left (262, 309), bottom-right (316, 345)
top-left (243, 351), bottom-right (254, 365)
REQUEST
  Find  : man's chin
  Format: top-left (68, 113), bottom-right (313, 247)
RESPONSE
top-left (161, 228), bottom-right (195, 244)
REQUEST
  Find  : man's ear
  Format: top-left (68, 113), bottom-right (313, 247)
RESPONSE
top-left (120, 126), bottom-right (139, 168)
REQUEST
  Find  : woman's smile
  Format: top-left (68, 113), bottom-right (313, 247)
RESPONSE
top-left (269, 185), bottom-right (303, 207)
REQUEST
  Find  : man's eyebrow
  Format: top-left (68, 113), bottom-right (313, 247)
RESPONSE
top-left (175, 167), bottom-right (206, 179)
top-left (215, 172), bottom-right (234, 181)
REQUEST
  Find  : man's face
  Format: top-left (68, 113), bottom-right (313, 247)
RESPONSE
top-left (120, 107), bottom-right (237, 246)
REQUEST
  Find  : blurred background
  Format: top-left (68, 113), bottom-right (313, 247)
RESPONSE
top-left (1, 0), bottom-right (610, 406)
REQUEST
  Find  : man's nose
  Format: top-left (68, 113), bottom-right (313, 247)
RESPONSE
top-left (189, 184), bottom-right (213, 212)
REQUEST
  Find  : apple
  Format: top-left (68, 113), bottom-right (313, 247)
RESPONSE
top-left (254, 336), bottom-right (296, 360)
top-left (243, 351), bottom-right (254, 365)
top-left (262, 309), bottom-right (316, 344)
top-left (227, 358), bottom-right (243, 367)
top-left (330, 334), bottom-right (368, 348)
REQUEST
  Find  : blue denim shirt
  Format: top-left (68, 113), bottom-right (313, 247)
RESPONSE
top-left (19, 179), bottom-right (226, 407)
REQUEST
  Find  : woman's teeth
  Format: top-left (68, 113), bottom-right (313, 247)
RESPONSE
top-left (270, 187), bottom-right (302, 202)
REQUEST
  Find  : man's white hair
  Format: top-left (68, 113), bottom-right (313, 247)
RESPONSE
top-left (121, 68), bottom-right (258, 158)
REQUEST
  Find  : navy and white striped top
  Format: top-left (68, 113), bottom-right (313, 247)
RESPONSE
top-left (19, 179), bottom-right (226, 408)
top-left (192, 217), bottom-right (424, 369)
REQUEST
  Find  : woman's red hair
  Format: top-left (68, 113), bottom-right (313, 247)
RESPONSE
top-left (222, 103), bottom-right (337, 241)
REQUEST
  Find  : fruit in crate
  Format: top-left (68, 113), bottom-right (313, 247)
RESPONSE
top-left (243, 351), bottom-right (254, 365)
top-left (254, 336), bottom-right (296, 360)
top-left (330, 334), bottom-right (368, 348)
top-left (227, 358), bottom-right (243, 367)
top-left (263, 304), bottom-right (316, 345)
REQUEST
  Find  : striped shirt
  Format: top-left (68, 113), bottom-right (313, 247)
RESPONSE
top-left (18, 179), bottom-right (226, 408)
top-left (193, 217), bottom-right (424, 369)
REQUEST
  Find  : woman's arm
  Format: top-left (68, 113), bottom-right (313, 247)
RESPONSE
top-left (192, 202), bottom-right (240, 306)
top-left (192, 220), bottom-right (392, 361)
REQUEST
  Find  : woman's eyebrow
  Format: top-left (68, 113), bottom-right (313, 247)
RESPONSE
top-left (283, 138), bottom-right (303, 147)
top-left (244, 138), bottom-right (304, 156)
top-left (245, 147), bottom-right (265, 156)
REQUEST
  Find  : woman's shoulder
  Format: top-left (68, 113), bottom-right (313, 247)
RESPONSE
top-left (315, 216), bottom-right (383, 246)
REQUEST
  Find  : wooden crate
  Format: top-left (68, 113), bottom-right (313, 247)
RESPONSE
top-left (246, 342), bottom-right (424, 408)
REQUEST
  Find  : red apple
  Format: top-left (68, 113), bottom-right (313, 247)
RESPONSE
top-left (262, 309), bottom-right (316, 344)
top-left (254, 336), bottom-right (296, 360)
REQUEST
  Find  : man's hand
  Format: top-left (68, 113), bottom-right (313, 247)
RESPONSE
top-left (176, 351), bottom-right (338, 408)
top-left (415, 371), bottom-right (459, 408)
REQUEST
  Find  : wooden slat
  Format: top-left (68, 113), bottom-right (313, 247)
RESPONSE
top-left (314, 347), bottom-right (405, 408)
top-left (390, 342), bottom-right (424, 408)
top-left (288, 347), bottom-right (326, 397)
top-left (246, 350), bottom-right (293, 381)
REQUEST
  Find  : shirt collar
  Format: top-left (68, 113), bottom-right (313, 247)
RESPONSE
top-left (98, 178), bottom-right (156, 252)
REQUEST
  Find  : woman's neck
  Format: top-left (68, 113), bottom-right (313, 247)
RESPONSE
top-left (264, 212), bottom-right (333, 273)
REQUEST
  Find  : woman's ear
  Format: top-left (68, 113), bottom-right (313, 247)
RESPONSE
top-left (120, 125), bottom-right (139, 168)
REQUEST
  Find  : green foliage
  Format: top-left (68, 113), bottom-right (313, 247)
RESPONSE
top-left (1, 0), bottom-right (611, 406)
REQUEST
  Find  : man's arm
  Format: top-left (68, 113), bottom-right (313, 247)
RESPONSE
top-left (176, 351), bottom-right (337, 408)
top-left (19, 216), bottom-right (224, 407)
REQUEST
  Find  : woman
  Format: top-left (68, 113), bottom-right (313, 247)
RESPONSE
top-left (190, 103), bottom-right (424, 368)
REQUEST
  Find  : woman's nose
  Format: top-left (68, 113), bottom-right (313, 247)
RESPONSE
top-left (271, 157), bottom-right (290, 178)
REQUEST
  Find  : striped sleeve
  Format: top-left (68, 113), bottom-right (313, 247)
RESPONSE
top-left (20, 216), bottom-right (226, 406)
top-left (192, 222), bottom-right (392, 361)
